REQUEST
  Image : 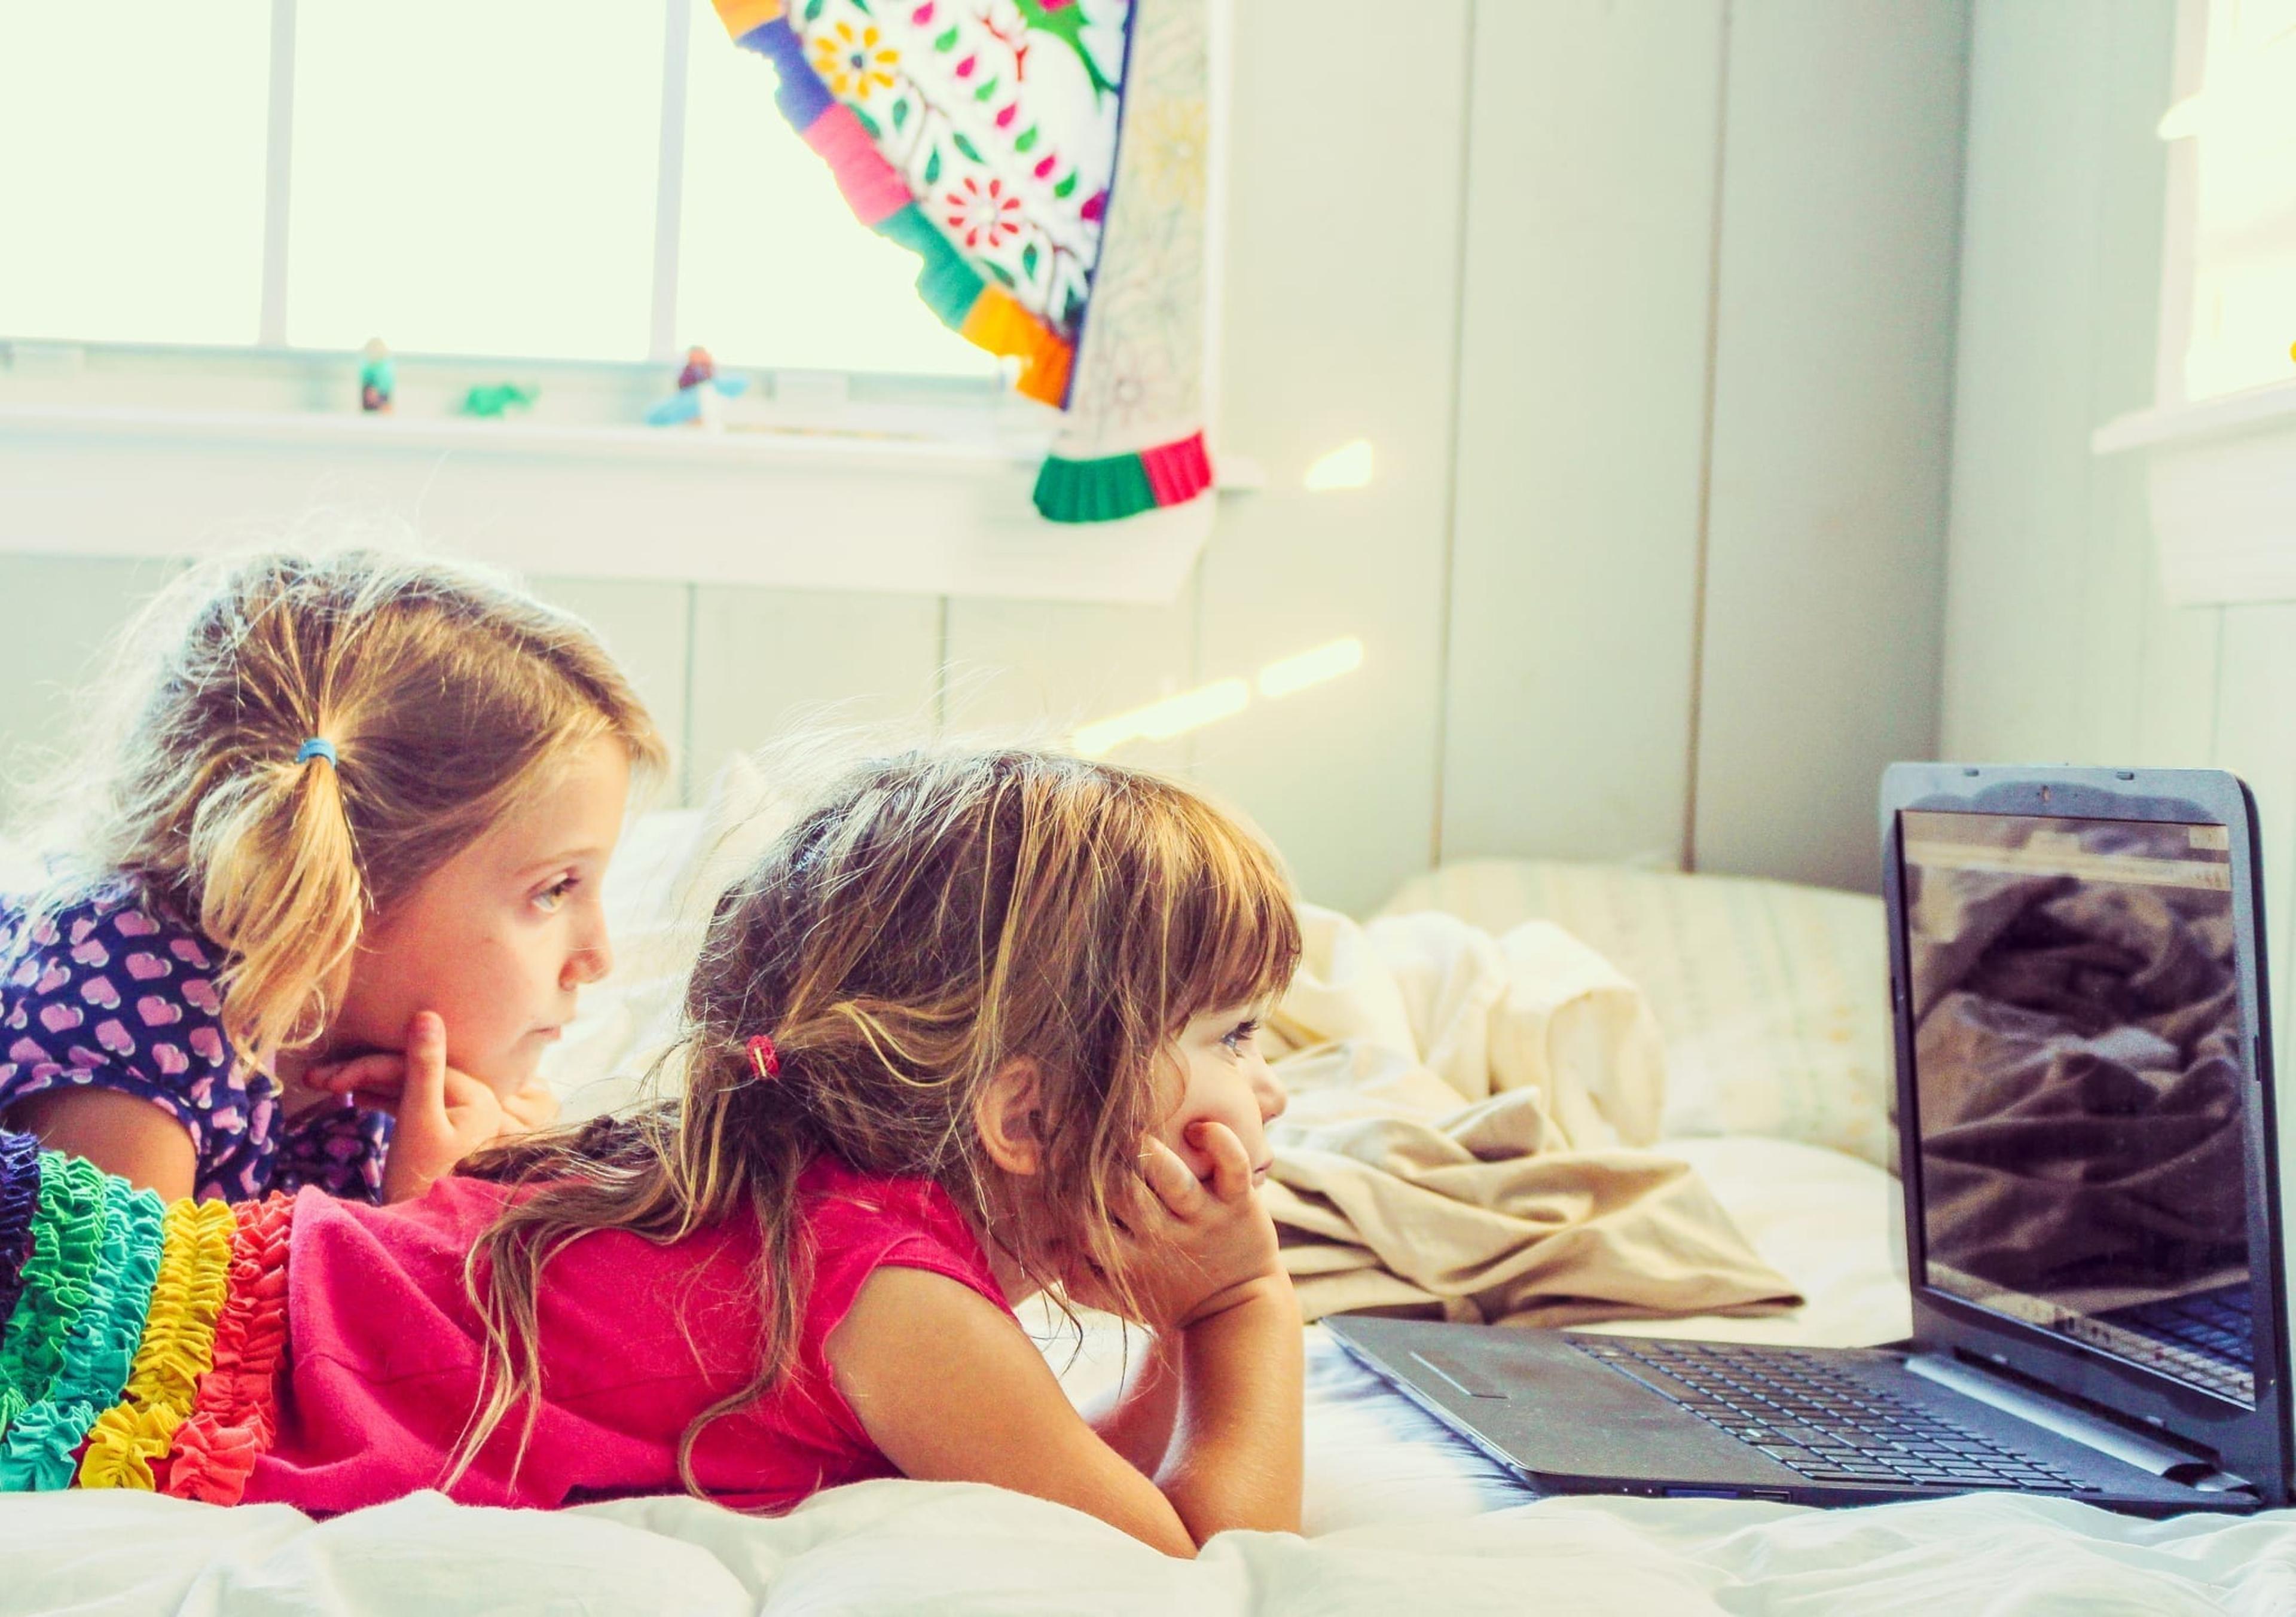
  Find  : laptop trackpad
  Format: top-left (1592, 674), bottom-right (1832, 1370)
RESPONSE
top-left (1336, 1319), bottom-right (1808, 1489)
top-left (1408, 1348), bottom-right (1509, 1399)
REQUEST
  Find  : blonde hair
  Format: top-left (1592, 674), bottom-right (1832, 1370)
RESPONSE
top-left (31, 548), bottom-right (667, 1066)
top-left (454, 745), bottom-right (1301, 1495)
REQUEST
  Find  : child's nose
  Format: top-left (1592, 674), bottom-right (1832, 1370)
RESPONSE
top-left (565, 928), bottom-right (613, 988)
top-left (1253, 1064), bottom-right (1287, 1124)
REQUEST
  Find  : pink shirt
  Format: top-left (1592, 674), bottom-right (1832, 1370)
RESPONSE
top-left (244, 1157), bottom-right (1008, 1515)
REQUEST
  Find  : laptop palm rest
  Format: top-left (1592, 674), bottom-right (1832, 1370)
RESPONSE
top-left (1347, 1322), bottom-right (1808, 1490)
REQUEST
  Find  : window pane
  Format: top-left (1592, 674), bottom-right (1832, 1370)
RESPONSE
top-left (2182, 0), bottom-right (2296, 400)
top-left (0, 4), bottom-right (269, 346)
top-left (286, 0), bottom-right (662, 359)
top-left (677, 4), bottom-right (993, 377)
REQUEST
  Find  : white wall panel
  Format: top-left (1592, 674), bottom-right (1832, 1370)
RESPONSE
top-left (1693, 0), bottom-right (1968, 892)
top-left (2210, 607), bottom-right (2296, 1072)
top-left (684, 586), bottom-right (942, 804)
top-left (942, 595), bottom-right (1196, 777)
top-left (1941, 2), bottom-right (2227, 785)
top-left (1440, 0), bottom-right (1724, 873)
top-left (0, 554), bottom-right (186, 819)
top-left (1939, 1), bottom-right (2121, 764)
top-left (529, 576), bottom-right (694, 805)
top-left (1193, 0), bottom-right (1470, 917)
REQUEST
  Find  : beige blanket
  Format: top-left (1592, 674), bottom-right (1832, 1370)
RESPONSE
top-left (1265, 907), bottom-right (1800, 1326)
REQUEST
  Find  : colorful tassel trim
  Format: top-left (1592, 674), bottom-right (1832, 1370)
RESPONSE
top-left (1032, 430), bottom-right (1214, 524)
top-left (719, 10), bottom-right (1076, 408)
top-left (0, 1136), bottom-right (294, 1505)
top-left (711, 0), bottom-right (784, 39)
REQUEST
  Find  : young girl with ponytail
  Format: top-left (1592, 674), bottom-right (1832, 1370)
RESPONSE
top-left (0, 549), bottom-right (667, 1205)
top-left (0, 747), bottom-right (1303, 1552)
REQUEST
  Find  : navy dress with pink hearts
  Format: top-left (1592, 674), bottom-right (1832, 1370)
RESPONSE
top-left (0, 885), bottom-right (390, 1203)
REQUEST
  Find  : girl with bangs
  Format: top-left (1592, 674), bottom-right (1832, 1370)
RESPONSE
top-left (0, 748), bottom-right (1303, 1554)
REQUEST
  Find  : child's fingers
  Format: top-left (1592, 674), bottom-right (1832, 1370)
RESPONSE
top-left (1138, 1135), bottom-right (1207, 1217)
top-left (330, 1077), bottom-right (415, 1113)
top-left (1106, 1159), bottom-right (1165, 1236)
top-left (304, 1053), bottom-right (406, 1099)
top-left (394, 1011), bottom-right (450, 1124)
top-left (1193, 1120), bottom-right (1255, 1203)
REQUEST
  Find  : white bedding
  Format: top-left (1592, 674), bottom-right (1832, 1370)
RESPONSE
top-left (6, 1370), bottom-right (2291, 1616)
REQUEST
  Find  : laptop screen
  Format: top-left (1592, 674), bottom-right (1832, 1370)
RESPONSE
top-left (1900, 808), bottom-right (2255, 1408)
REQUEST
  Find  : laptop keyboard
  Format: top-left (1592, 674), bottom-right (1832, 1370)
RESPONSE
top-left (1572, 1338), bottom-right (2093, 1492)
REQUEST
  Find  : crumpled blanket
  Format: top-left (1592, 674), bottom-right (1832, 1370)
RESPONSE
top-left (1263, 906), bottom-right (1800, 1326)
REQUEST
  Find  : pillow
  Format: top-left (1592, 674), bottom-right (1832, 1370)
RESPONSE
top-left (1379, 860), bottom-right (1893, 1169)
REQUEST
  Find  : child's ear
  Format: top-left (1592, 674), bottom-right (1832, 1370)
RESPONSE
top-left (973, 1057), bottom-right (1044, 1175)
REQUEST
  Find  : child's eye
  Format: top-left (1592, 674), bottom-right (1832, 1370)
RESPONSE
top-left (532, 875), bottom-right (578, 914)
top-left (1220, 1019), bottom-right (1260, 1056)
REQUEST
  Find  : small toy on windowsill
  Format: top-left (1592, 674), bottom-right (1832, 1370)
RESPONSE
top-left (645, 344), bottom-right (748, 429)
top-left (460, 383), bottom-right (538, 419)
top-left (358, 339), bottom-right (395, 414)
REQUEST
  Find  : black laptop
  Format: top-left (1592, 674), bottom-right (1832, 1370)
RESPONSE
top-left (1328, 765), bottom-right (2292, 1515)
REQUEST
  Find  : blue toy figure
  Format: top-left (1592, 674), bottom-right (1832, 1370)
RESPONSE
top-left (646, 344), bottom-right (749, 427)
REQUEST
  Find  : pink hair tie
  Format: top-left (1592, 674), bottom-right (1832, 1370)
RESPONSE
top-left (746, 1035), bottom-right (781, 1080)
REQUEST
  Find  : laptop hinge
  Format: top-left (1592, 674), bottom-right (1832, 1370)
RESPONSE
top-left (1906, 1352), bottom-right (2254, 1493)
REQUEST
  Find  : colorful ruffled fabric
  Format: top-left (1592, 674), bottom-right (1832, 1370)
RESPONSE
top-left (0, 1132), bottom-right (38, 1326)
top-left (0, 1172), bottom-right (163, 1488)
top-left (161, 1192), bottom-right (294, 1505)
top-left (0, 1135), bottom-right (294, 1504)
top-left (79, 1196), bottom-right (236, 1489)
top-left (0, 1148), bottom-right (106, 1436)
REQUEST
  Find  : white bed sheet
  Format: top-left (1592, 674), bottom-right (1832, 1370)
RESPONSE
top-left (5, 1435), bottom-right (2291, 1616)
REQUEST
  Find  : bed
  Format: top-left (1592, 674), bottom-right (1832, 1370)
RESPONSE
top-left (2, 821), bottom-right (2292, 1615)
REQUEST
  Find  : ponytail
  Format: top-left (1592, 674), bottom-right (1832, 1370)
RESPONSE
top-left (191, 739), bottom-right (365, 1066)
top-left (16, 545), bottom-right (667, 1075)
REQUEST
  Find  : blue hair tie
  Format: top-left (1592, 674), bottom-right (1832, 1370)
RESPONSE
top-left (296, 738), bottom-right (337, 768)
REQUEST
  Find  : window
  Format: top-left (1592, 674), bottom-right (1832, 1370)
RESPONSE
top-left (2157, 0), bottom-right (2296, 404)
top-left (0, 0), bottom-right (992, 379)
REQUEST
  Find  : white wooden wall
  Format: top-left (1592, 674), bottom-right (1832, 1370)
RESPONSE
top-left (1441, 0), bottom-right (1967, 895)
top-left (0, 0), bottom-right (1970, 914)
top-left (1939, 0), bottom-right (2296, 1063)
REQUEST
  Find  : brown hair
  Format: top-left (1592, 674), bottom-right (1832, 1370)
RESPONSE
top-left (454, 745), bottom-right (1300, 1493)
top-left (35, 548), bottom-right (668, 1066)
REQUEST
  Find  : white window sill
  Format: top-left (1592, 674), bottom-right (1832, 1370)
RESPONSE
top-left (0, 400), bottom-right (1262, 603)
top-left (2092, 379), bottom-right (2296, 607)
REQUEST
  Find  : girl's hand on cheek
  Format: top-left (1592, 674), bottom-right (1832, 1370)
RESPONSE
top-left (496, 1081), bottom-right (560, 1137)
top-left (1106, 1123), bottom-right (1285, 1333)
top-left (374, 1011), bottom-right (505, 1203)
top-left (310, 1050), bottom-right (559, 1141)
